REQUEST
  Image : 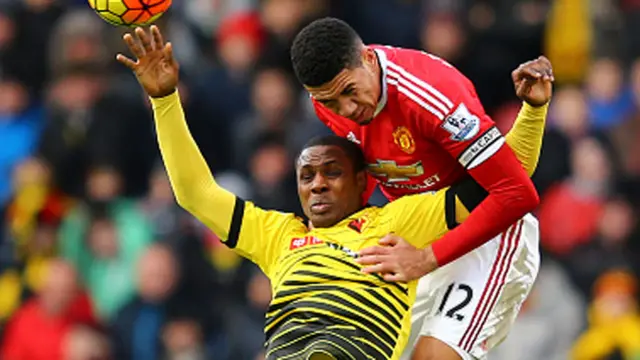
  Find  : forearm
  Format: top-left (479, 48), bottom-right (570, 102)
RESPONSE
top-left (432, 147), bottom-right (539, 266)
top-left (504, 102), bottom-right (548, 176)
top-left (150, 91), bottom-right (236, 238)
top-left (454, 102), bottom-right (547, 221)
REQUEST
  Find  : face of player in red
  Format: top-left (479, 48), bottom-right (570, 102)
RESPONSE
top-left (296, 145), bottom-right (367, 228)
top-left (306, 48), bottom-right (381, 125)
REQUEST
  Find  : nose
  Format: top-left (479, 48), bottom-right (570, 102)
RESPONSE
top-left (337, 98), bottom-right (358, 119)
top-left (310, 173), bottom-right (329, 194)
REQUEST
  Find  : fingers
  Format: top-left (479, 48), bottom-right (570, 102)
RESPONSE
top-left (379, 234), bottom-right (400, 246)
top-left (357, 246), bottom-right (389, 258)
top-left (116, 53), bottom-right (137, 70)
top-left (537, 55), bottom-right (554, 81)
top-left (382, 273), bottom-right (406, 282)
top-left (163, 42), bottom-right (176, 67)
top-left (361, 263), bottom-right (395, 275)
top-left (151, 25), bottom-right (164, 51)
top-left (513, 56), bottom-right (555, 83)
top-left (123, 33), bottom-right (145, 60)
top-left (135, 27), bottom-right (154, 53)
top-left (356, 254), bottom-right (385, 266)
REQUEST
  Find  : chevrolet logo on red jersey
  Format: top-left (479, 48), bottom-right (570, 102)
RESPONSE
top-left (289, 236), bottom-right (323, 250)
top-left (367, 160), bottom-right (424, 182)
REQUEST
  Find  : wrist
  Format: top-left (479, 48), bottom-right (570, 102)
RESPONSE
top-left (422, 246), bottom-right (439, 273)
top-left (150, 88), bottom-right (178, 99)
top-left (521, 101), bottom-right (549, 120)
top-left (522, 100), bottom-right (550, 110)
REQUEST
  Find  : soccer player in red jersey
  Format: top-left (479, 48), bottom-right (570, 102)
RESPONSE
top-left (290, 18), bottom-right (553, 360)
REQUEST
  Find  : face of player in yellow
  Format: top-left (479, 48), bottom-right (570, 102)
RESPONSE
top-left (306, 48), bottom-right (381, 125)
top-left (296, 145), bottom-right (367, 228)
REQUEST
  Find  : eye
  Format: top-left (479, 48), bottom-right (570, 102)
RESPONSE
top-left (342, 86), bottom-right (355, 95)
top-left (300, 172), bottom-right (314, 181)
top-left (325, 169), bottom-right (342, 178)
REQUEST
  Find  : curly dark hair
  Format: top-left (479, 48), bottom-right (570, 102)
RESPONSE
top-left (297, 135), bottom-right (366, 172)
top-left (290, 17), bottom-right (363, 87)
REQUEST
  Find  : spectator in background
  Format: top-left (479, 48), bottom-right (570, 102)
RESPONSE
top-left (571, 269), bottom-right (640, 360)
top-left (225, 269), bottom-right (272, 360)
top-left (0, 78), bottom-right (42, 209)
top-left (64, 325), bottom-right (111, 360)
top-left (0, 0), bottom-right (64, 97)
top-left (233, 66), bottom-right (328, 170)
top-left (533, 86), bottom-right (589, 194)
top-left (161, 318), bottom-right (207, 360)
top-left (538, 137), bottom-right (612, 257)
top-left (110, 244), bottom-right (213, 360)
top-left (196, 10), bottom-right (264, 128)
top-left (567, 198), bottom-right (638, 296)
top-left (586, 58), bottom-right (635, 130)
top-left (246, 134), bottom-right (300, 214)
top-left (1, 259), bottom-right (96, 360)
top-left (37, 65), bottom-right (108, 197)
top-left (59, 166), bottom-right (153, 320)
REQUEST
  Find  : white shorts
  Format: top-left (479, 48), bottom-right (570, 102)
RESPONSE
top-left (401, 214), bottom-right (540, 360)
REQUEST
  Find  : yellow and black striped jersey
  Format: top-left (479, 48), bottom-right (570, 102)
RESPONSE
top-left (227, 190), bottom-right (455, 360)
top-left (149, 91), bottom-right (547, 360)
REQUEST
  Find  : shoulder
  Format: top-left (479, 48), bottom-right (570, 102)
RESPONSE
top-left (384, 47), bottom-right (470, 99)
top-left (381, 191), bottom-right (435, 214)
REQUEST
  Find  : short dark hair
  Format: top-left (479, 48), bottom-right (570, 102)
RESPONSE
top-left (290, 17), bottom-right (362, 87)
top-left (297, 135), bottom-right (366, 172)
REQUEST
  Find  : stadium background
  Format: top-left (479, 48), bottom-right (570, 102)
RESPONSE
top-left (1, 0), bottom-right (640, 359)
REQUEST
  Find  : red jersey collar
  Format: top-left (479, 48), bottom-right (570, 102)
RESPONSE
top-left (373, 47), bottom-right (389, 117)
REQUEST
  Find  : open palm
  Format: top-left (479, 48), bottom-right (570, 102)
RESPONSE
top-left (117, 26), bottom-right (179, 98)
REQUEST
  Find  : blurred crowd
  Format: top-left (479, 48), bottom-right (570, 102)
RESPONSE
top-left (1, 0), bottom-right (640, 359)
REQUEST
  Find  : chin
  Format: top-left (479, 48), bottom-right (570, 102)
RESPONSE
top-left (358, 117), bottom-right (374, 125)
top-left (310, 213), bottom-right (339, 228)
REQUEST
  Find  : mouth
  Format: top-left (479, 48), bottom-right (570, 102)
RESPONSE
top-left (310, 201), bottom-right (332, 214)
top-left (353, 107), bottom-right (372, 124)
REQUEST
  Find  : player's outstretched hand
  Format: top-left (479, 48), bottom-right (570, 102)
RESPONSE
top-left (116, 25), bottom-right (179, 98)
top-left (512, 55), bottom-right (554, 107)
top-left (356, 234), bottom-right (438, 282)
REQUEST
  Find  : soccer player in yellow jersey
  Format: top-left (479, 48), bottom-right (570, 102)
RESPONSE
top-left (116, 26), bottom-right (548, 360)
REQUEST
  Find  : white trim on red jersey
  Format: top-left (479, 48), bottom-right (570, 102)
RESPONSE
top-left (373, 48), bottom-right (390, 117)
top-left (385, 60), bottom-right (455, 122)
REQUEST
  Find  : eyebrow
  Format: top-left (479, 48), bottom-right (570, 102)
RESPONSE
top-left (300, 159), bottom-right (339, 168)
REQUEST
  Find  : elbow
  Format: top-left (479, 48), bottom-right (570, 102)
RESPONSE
top-left (175, 192), bottom-right (197, 213)
top-left (517, 182), bottom-right (540, 213)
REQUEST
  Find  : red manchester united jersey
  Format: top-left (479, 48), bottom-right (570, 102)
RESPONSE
top-left (313, 46), bottom-right (505, 202)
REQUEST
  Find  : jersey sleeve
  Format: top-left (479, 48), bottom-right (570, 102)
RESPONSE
top-left (410, 60), bottom-right (503, 168)
top-left (227, 200), bottom-right (302, 274)
top-left (382, 190), bottom-right (451, 249)
top-left (151, 92), bottom-right (300, 275)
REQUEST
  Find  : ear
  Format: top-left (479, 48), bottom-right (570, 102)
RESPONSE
top-left (361, 47), bottom-right (377, 67)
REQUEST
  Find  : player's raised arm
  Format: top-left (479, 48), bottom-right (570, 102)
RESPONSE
top-left (415, 56), bottom-right (552, 268)
top-left (117, 26), bottom-right (299, 273)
